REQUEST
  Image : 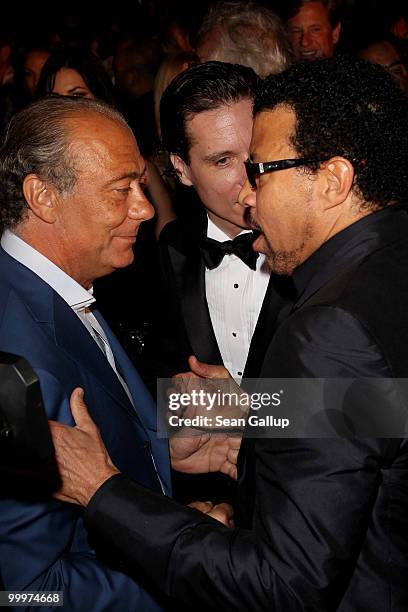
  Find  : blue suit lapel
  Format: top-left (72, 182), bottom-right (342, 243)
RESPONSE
top-left (54, 300), bottom-right (171, 494)
top-left (93, 309), bottom-right (171, 494)
top-left (0, 250), bottom-right (129, 414)
top-left (0, 249), bottom-right (171, 494)
top-left (94, 309), bottom-right (156, 430)
top-left (53, 297), bottom-right (139, 420)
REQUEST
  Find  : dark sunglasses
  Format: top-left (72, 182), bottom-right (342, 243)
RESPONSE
top-left (244, 158), bottom-right (326, 189)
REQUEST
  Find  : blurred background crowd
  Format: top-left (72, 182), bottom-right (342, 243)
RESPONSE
top-left (1, 1), bottom-right (407, 145)
top-left (0, 0), bottom-right (406, 373)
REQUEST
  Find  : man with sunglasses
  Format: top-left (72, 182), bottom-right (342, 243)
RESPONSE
top-left (50, 57), bottom-right (408, 611)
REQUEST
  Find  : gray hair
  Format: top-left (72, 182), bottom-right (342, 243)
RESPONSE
top-left (0, 96), bottom-right (127, 231)
top-left (196, 1), bottom-right (292, 77)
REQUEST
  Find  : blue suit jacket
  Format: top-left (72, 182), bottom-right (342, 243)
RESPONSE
top-left (0, 247), bottom-right (171, 611)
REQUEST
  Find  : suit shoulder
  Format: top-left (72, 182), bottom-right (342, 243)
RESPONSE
top-left (280, 304), bottom-right (376, 350)
top-left (159, 217), bottom-right (202, 253)
top-left (263, 305), bottom-right (391, 377)
top-left (158, 219), bottom-right (179, 244)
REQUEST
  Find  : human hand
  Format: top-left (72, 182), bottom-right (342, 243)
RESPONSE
top-left (169, 356), bottom-right (245, 479)
top-left (174, 355), bottom-right (231, 382)
top-left (170, 430), bottom-right (241, 479)
top-left (188, 500), bottom-right (234, 527)
top-left (49, 388), bottom-right (119, 506)
top-left (172, 356), bottom-right (248, 418)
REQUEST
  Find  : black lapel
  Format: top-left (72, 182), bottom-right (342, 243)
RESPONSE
top-left (165, 214), bottom-right (222, 364)
top-left (167, 243), bottom-right (222, 364)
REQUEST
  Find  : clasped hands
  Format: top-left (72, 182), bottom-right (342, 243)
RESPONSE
top-left (168, 355), bottom-right (245, 479)
top-left (49, 356), bottom-right (245, 527)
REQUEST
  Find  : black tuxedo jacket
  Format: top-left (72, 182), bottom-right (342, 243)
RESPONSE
top-left (85, 208), bottom-right (408, 611)
top-left (146, 210), bottom-right (292, 381)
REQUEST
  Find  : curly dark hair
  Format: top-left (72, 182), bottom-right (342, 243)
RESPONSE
top-left (160, 60), bottom-right (259, 163)
top-left (254, 56), bottom-right (408, 209)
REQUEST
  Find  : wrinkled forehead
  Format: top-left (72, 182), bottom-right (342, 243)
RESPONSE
top-left (65, 112), bottom-right (137, 149)
top-left (64, 112), bottom-right (143, 171)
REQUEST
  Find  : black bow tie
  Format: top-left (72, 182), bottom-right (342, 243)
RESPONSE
top-left (199, 232), bottom-right (259, 270)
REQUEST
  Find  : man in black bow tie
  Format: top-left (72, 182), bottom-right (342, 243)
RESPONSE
top-left (146, 62), bottom-right (292, 397)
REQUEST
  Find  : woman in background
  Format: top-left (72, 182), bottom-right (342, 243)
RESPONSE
top-left (154, 50), bottom-right (198, 137)
top-left (36, 47), bottom-right (114, 102)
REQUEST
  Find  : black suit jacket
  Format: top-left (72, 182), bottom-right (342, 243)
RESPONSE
top-left (146, 209), bottom-right (292, 381)
top-left (146, 209), bottom-right (293, 504)
top-left (85, 208), bottom-right (408, 611)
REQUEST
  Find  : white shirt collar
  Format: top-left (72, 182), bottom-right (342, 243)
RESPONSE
top-left (1, 230), bottom-right (95, 312)
top-left (206, 215), bottom-right (252, 241)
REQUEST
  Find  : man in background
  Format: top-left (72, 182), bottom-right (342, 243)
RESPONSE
top-left (22, 46), bottom-right (51, 97)
top-left (359, 38), bottom-right (408, 94)
top-left (196, 0), bottom-right (291, 77)
top-left (286, 0), bottom-right (341, 61)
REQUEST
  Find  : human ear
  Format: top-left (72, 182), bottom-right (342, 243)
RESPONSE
top-left (22, 175), bottom-right (59, 223)
top-left (321, 157), bottom-right (354, 208)
top-left (170, 154), bottom-right (193, 187)
top-left (332, 22), bottom-right (341, 45)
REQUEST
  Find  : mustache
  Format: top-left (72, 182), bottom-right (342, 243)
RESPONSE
top-left (244, 207), bottom-right (262, 232)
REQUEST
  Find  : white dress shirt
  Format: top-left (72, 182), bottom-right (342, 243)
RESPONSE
top-left (205, 218), bottom-right (270, 383)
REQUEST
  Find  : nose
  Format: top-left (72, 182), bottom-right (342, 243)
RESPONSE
top-left (300, 30), bottom-right (312, 48)
top-left (128, 187), bottom-right (155, 222)
top-left (238, 178), bottom-right (256, 208)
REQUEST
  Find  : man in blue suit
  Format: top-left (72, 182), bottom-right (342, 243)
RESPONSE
top-left (0, 96), bottom-right (172, 610)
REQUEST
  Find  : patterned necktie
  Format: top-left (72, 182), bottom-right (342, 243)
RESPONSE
top-left (199, 231), bottom-right (259, 270)
top-left (87, 311), bottom-right (114, 365)
top-left (83, 307), bottom-right (134, 405)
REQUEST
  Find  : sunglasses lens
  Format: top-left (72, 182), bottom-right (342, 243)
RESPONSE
top-left (245, 162), bottom-right (256, 188)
